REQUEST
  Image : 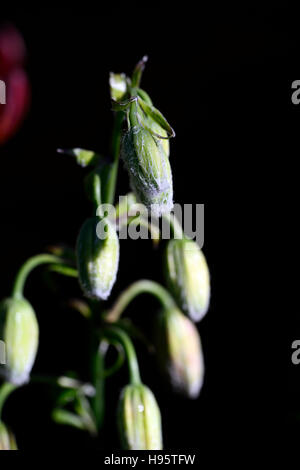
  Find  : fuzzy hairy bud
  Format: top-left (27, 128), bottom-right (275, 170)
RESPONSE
top-left (121, 125), bottom-right (173, 216)
top-left (76, 217), bottom-right (119, 300)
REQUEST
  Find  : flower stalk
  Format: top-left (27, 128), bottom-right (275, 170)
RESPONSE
top-left (105, 279), bottom-right (176, 323)
top-left (12, 254), bottom-right (70, 299)
top-left (102, 326), bottom-right (141, 386)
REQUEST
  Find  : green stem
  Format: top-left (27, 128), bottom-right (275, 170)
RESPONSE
top-left (0, 382), bottom-right (16, 419)
top-left (11, 254), bottom-right (67, 299)
top-left (106, 111), bottom-right (124, 205)
top-left (105, 279), bottom-right (176, 323)
top-left (162, 212), bottom-right (185, 239)
top-left (92, 341), bottom-right (106, 429)
top-left (102, 327), bottom-right (141, 385)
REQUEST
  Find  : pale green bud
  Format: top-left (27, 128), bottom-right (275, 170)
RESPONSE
top-left (109, 72), bottom-right (127, 102)
top-left (117, 384), bottom-right (163, 450)
top-left (165, 239), bottom-right (210, 322)
top-left (156, 308), bottom-right (204, 399)
top-left (0, 422), bottom-right (17, 450)
top-left (0, 297), bottom-right (39, 386)
top-left (76, 217), bottom-right (119, 300)
top-left (121, 126), bottom-right (173, 216)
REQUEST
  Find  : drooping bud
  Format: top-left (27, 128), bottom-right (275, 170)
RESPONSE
top-left (0, 297), bottom-right (39, 385)
top-left (76, 217), bottom-right (119, 300)
top-left (156, 307), bottom-right (204, 399)
top-left (164, 239), bottom-right (210, 322)
top-left (117, 384), bottom-right (163, 450)
top-left (0, 422), bottom-right (17, 450)
top-left (121, 124), bottom-right (173, 216)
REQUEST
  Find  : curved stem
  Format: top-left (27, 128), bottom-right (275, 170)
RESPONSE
top-left (11, 254), bottom-right (67, 299)
top-left (0, 382), bottom-right (16, 419)
top-left (105, 279), bottom-right (176, 323)
top-left (102, 341), bottom-right (125, 378)
top-left (102, 327), bottom-right (141, 385)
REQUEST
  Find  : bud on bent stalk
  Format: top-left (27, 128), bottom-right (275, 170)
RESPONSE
top-left (76, 217), bottom-right (119, 300)
top-left (117, 384), bottom-right (163, 450)
top-left (0, 422), bottom-right (17, 450)
top-left (122, 124), bottom-right (173, 216)
top-left (165, 239), bottom-right (210, 322)
top-left (0, 297), bottom-right (39, 386)
top-left (156, 308), bottom-right (204, 399)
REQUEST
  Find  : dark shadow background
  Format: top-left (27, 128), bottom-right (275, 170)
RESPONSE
top-left (0, 6), bottom-right (296, 454)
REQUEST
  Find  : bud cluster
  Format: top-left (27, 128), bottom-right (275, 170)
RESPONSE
top-left (0, 56), bottom-right (211, 451)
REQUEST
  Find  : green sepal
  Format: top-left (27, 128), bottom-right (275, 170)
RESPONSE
top-left (52, 408), bottom-right (87, 431)
top-left (138, 97), bottom-right (175, 139)
top-left (57, 148), bottom-right (103, 168)
top-left (48, 264), bottom-right (78, 278)
top-left (131, 56), bottom-right (148, 89)
top-left (136, 88), bottom-right (152, 105)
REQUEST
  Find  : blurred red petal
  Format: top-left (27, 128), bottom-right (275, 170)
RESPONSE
top-left (0, 68), bottom-right (30, 145)
top-left (0, 24), bottom-right (26, 75)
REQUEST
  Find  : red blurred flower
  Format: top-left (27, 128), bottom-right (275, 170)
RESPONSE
top-left (0, 25), bottom-right (30, 145)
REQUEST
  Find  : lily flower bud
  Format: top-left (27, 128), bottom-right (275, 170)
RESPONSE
top-left (0, 422), bottom-right (17, 450)
top-left (109, 72), bottom-right (127, 102)
top-left (117, 384), bottom-right (163, 450)
top-left (165, 239), bottom-right (210, 322)
top-left (156, 308), bottom-right (204, 399)
top-left (0, 297), bottom-right (39, 385)
top-left (121, 123), bottom-right (173, 216)
top-left (76, 217), bottom-right (119, 300)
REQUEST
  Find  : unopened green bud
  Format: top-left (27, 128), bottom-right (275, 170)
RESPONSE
top-left (165, 239), bottom-right (210, 322)
top-left (156, 308), bottom-right (204, 399)
top-left (76, 217), bottom-right (119, 300)
top-left (0, 297), bottom-right (39, 386)
top-left (0, 422), bottom-right (17, 450)
top-left (117, 384), bottom-right (163, 450)
top-left (109, 72), bottom-right (127, 102)
top-left (121, 125), bottom-right (173, 216)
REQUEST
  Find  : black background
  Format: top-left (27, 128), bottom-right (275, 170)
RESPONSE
top-left (0, 5), bottom-right (295, 456)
